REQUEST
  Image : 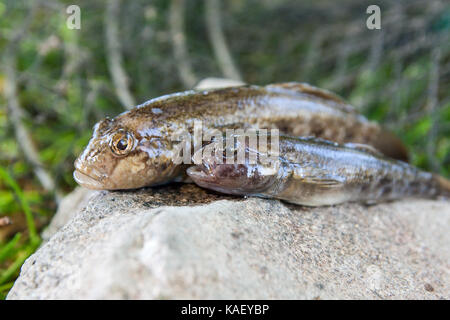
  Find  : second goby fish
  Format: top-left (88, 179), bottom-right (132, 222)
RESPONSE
top-left (187, 134), bottom-right (450, 206)
top-left (74, 82), bottom-right (408, 190)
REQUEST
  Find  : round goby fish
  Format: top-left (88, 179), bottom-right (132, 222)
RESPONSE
top-left (74, 82), bottom-right (408, 190)
top-left (187, 134), bottom-right (450, 206)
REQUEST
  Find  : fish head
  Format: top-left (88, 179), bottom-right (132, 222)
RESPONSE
top-left (74, 118), bottom-right (176, 190)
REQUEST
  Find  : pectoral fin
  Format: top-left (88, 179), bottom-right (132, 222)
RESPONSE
top-left (299, 174), bottom-right (344, 189)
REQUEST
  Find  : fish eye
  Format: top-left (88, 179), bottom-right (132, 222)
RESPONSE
top-left (117, 138), bottom-right (128, 151)
top-left (110, 131), bottom-right (135, 156)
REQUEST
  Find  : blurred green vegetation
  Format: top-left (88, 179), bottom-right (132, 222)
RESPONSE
top-left (0, 0), bottom-right (449, 298)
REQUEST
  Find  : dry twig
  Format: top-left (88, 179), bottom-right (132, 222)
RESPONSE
top-left (2, 2), bottom-right (62, 203)
top-left (105, 0), bottom-right (136, 109)
top-left (169, 0), bottom-right (198, 88)
top-left (204, 0), bottom-right (242, 81)
top-left (426, 46), bottom-right (442, 172)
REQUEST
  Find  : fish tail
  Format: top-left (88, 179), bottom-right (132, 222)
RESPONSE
top-left (434, 174), bottom-right (450, 197)
top-left (372, 130), bottom-right (409, 162)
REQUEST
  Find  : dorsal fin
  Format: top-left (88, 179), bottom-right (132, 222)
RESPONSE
top-left (343, 142), bottom-right (383, 157)
top-left (265, 82), bottom-right (355, 112)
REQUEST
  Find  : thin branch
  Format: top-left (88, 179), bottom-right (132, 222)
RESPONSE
top-left (387, 56), bottom-right (404, 121)
top-left (300, 30), bottom-right (324, 81)
top-left (328, 33), bottom-right (353, 90)
top-left (104, 0), bottom-right (136, 109)
top-left (204, 0), bottom-right (242, 81)
top-left (426, 46), bottom-right (441, 172)
top-left (3, 3), bottom-right (62, 203)
top-left (4, 60), bottom-right (62, 202)
top-left (318, 1), bottom-right (444, 67)
top-left (366, 30), bottom-right (384, 71)
top-left (169, 0), bottom-right (198, 88)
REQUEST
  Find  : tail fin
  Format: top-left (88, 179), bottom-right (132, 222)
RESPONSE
top-left (372, 130), bottom-right (410, 163)
top-left (435, 174), bottom-right (450, 197)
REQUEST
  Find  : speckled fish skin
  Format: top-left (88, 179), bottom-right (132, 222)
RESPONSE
top-left (74, 82), bottom-right (408, 190)
top-left (187, 135), bottom-right (449, 206)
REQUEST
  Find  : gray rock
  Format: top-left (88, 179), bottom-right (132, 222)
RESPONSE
top-left (41, 187), bottom-right (97, 241)
top-left (7, 184), bottom-right (450, 299)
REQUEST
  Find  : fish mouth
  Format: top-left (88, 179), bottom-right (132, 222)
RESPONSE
top-left (73, 170), bottom-right (104, 190)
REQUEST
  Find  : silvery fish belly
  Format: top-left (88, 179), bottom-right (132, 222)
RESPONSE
top-left (187, 134), bottom-right (450, 206)
top-left (73, 82), bottom-right (408, 190)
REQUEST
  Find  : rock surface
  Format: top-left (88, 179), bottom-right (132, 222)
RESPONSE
top-left (7, 183), bottom-right (450, 299)
top-left (41, 187), bottom-right (96, 241)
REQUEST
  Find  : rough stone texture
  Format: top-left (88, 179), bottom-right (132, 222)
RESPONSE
top-left (7, 183), bottom-right (450, 299)
top-left (41, 187), bottom-right (96, 241)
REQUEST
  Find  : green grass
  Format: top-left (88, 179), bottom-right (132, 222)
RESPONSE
top-left (0, 167), bottom-right (41, 299)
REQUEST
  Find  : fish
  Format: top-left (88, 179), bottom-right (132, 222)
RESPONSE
top-left (74, 82), bottom-right (409, 190)
top-left (187, 133), bottom-right (450, 206)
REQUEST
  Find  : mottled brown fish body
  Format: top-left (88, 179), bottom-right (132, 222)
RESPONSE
top-left (187, 135), bottom-right (448, 206)
top-left (117, 83), bottom-right (406, 160)
top-left (74, 82), bottom-right (409, 190)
